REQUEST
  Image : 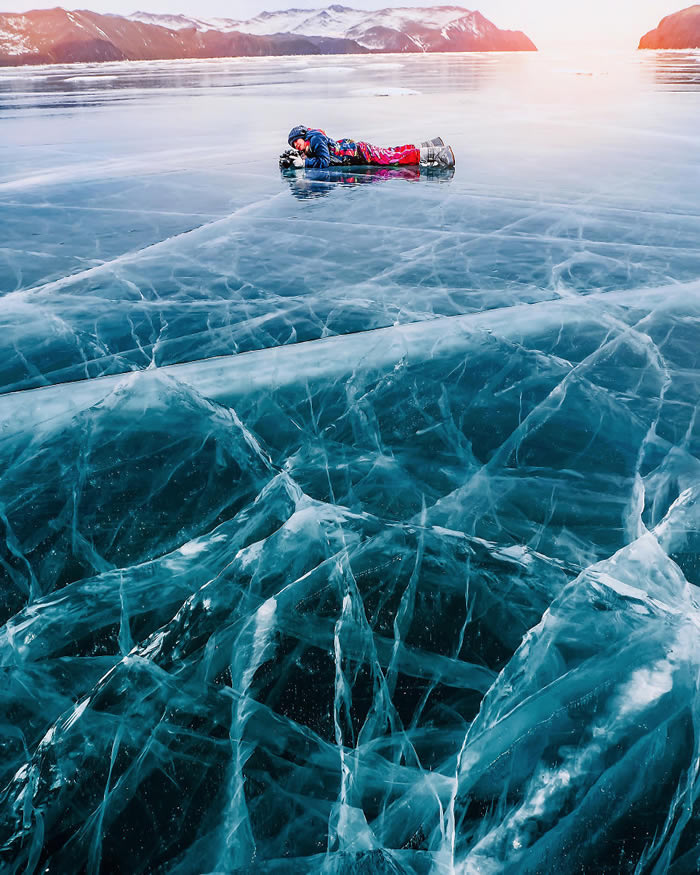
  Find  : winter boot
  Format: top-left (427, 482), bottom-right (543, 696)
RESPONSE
top-left (420, 136), bottom-right (444, 148)
top-left (420, 144), bottom-right (455, 167)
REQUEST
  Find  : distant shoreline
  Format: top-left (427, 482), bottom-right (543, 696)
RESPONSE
top-left (0, 48), bottom-right (543, 71)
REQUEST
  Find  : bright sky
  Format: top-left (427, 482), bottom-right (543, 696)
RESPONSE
top-left (0, 0), bottom-right (688, 49)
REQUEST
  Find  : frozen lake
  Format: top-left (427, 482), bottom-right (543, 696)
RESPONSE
top-left (1, 50), bottom-right (700, 872)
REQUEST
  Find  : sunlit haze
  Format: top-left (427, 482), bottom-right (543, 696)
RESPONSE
top-left (0, 0), bottom-right (689, 49)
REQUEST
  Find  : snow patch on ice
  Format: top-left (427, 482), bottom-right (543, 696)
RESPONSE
top-left (300, 65), bottom-right (354, 75)
top-left (179, 539), bottom-right (208, 557)
top-left (616, 659), bottom-right (674, 718)
top-left (63, 75), bottom-right (119, 81)
top-left (351, 86), bottom-right (419, 95)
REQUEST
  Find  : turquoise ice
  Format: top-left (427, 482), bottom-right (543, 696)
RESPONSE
top-left (1, 50), bottom-right (699, 872)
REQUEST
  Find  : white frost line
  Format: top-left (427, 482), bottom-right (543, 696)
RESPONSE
top-left (3, 191), bottom-right (287, 301)
top-left (0, 280), bottom-right (697, 438)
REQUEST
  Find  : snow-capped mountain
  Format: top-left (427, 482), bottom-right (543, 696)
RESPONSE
top-left (0, 5), bottom-right (535, 67)
top-left (131, 5), bottom-right (483, 39)
top-left (128, 5), bottom-right (537, 53)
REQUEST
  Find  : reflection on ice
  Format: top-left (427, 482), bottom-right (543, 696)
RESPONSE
top-left (1, 51), bottom-right (700, 872)
top-left (282, 165), bottom-right (454, 199)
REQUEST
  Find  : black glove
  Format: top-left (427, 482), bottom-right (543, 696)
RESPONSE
top-left (279, 149), bottom-right (305, 169)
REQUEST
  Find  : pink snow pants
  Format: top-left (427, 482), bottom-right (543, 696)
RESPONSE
top-left (356, 142), bottom-right (420, 166)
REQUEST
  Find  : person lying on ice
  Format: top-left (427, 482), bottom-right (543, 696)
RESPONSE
top-left (283, 125), bottom-right (455, 169)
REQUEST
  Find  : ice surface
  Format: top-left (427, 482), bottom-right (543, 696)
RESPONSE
top-left (1, 50), bottom-right (699, 872)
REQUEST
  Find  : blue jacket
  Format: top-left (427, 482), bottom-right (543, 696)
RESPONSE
top-left (287, 125), bottom-right (357, 170)
top-left (304, 130), bottom-right (332, 169)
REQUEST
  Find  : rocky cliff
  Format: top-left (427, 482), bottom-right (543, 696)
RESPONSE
top-left (639, 4), bottom-right (700, 49)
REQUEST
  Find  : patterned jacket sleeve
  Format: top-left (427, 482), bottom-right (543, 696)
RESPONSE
top-left (305, 132), bottom-right (331, 168)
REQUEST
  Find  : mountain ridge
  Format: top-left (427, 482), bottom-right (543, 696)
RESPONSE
top-left (0, 4), bottom-right (536, 66)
